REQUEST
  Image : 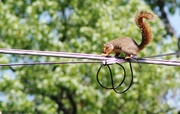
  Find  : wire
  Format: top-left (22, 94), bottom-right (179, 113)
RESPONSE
top-left (96, 60), bottom-right (134, 94)
top-left (96, 63), bottom-right (126, 90)
top-left (0, 48), bottom-right (178, 94)
top-left (140, 51), bottom-right (180, 58)
top-left (0, 61), bottom-right (101, 66)
top-left (0, 48), bottom-right (115, 60)
top-left (0, 48), bottom-right (180, 66)
top-left (112, 61), bottom-right (134, 94)
top-left (132, 58), bottom-right (180, 66)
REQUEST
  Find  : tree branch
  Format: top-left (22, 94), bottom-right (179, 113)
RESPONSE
top-left (156, 0), bottom-right (175, 37)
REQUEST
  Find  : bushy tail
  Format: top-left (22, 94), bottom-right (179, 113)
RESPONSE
top-left (135, 11), bottom-right (154, 50)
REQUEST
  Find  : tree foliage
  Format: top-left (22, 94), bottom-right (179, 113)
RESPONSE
top-left (0, 0), bottom-right (179, 113)
top-left (145, 0), bottom-right (179, 35)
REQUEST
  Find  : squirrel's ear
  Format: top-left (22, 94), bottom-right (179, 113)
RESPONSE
top-left (109, 44), bottom-right (114, 49)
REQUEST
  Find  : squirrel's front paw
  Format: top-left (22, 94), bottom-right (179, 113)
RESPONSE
top-left (101, 53), bottom-right (109, 56)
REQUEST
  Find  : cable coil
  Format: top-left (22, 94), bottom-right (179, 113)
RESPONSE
top-left (96, 61), bottom-right (134, 94)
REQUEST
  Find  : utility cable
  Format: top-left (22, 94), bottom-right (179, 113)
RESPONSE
top-left (0, 61), bottom-right (101, 66)
top-left (0, 48), bottom-right (179, 66)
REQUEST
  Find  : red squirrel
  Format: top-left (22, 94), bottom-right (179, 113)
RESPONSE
top-left (102, 11), bottom-right (154, 59)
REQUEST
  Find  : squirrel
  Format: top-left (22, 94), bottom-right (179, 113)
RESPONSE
top-left (102, 11), bottom-right (155, 59)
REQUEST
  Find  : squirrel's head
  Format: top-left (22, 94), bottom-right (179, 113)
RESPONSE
top-left (102, 43), bottom-right (114, 54)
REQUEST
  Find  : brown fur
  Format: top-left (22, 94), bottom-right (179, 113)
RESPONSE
top-left (102, 11), bottom-right (154, 59)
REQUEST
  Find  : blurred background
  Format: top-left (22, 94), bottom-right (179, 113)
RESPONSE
top-left (0, 0), bottom-right (180, 113)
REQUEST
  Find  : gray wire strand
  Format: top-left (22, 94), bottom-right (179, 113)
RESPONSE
top-left (141, 52), bottom-right (180, 58)
top-left (0, 48), bottom-right (110, 60)
top-left (0, 61), bottom-right (101, 66)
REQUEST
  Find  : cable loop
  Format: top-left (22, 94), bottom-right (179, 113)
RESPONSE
top-left (96, 60), bottom-right (134, 94)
